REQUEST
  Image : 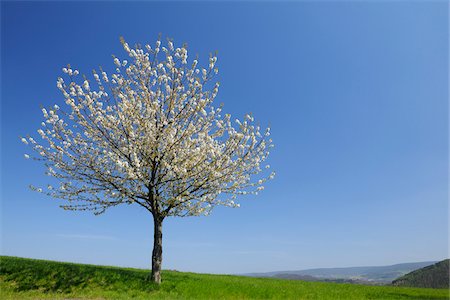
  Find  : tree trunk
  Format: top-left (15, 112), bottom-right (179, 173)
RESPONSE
top-left (150, 215), bottom-right (163, 284)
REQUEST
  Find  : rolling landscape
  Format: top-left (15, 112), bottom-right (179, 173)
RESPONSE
top-left (1, 256), bottom-right (449, 299)
top-left (244, 261), bottom-right (439, 284)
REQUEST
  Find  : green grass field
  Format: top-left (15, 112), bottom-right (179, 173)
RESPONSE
top-left (1, 256), bottom-right (448, 299)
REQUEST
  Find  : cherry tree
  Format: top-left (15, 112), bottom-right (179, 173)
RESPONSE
top-left (22, 37), bottom-right (274, 284)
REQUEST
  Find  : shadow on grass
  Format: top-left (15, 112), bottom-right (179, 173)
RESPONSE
top-left (1, 256), bottom-right (160, 294)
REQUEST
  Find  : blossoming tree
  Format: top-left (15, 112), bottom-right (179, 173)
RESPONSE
top-left (22, 37), bottom-right (274, 284)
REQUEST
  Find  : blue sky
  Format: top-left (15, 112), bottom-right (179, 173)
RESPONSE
top-left (1, 1), bottom-right (448, 274)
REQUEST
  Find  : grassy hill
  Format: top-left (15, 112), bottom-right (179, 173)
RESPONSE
top-left (392, 259), bottom-right (449, 289)
top-left (1, 256), bottom-right (449, 299)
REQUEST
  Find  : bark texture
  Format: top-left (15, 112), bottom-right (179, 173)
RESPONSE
top-left (151, 216), bottom-right (163, 284)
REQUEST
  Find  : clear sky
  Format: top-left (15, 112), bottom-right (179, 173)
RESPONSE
top-left (1, 1), bottom-right (448, 274)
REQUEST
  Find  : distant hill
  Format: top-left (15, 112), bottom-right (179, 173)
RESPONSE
top-left (244, 261), bottom-right (438, 284)
top-left (392, 259), bottom-right (449, 289)
top-left (272, 273), bottom-right (384, 285)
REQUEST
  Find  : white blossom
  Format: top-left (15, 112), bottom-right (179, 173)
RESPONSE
top-left (24, 37), bottom-right (274, 218)
top-left (101, 72), bottom-right (109, 82)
